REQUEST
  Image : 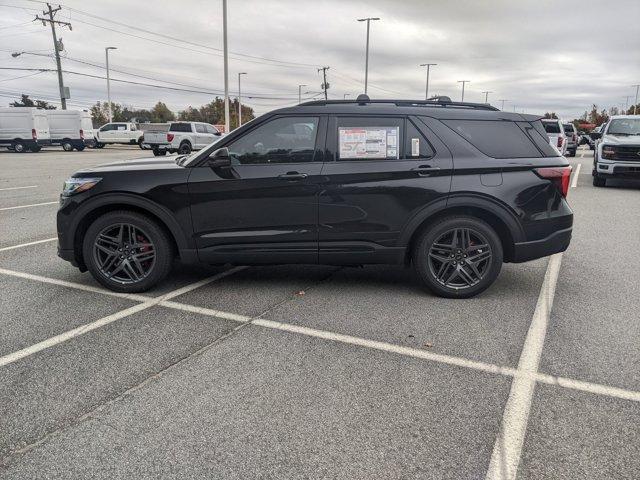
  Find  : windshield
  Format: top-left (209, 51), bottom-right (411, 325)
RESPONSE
top-left (563, 124), bottom-right (574, 134)
top-left (606, 118), bottom-right (640, 135)
top-left (543, 121), bottom-right (561, 134)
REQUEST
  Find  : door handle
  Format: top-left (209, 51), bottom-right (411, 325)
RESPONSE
top-left (278, 172), bottom-right (308, 180)
top-left (411, 165), bottom-right (440, 176)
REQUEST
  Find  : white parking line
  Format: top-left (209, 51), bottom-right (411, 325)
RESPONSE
top-left (580, 152), bottom-right (584, 158)
top-left (0, 266), bottom-right (245, 368)
top-left (0, 201), bottom-right (58, 211)
top-left (485, 253), bottom-right (563, 480)
top-left (0, 237), bottom-right (57, 252)
top-left (0, 185), bottom-right (38, 191)
top-left (571, 163), bottom-right (581, 188)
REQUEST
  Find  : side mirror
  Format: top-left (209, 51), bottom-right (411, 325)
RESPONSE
top-left (207, 147), bottom-right (231, 168)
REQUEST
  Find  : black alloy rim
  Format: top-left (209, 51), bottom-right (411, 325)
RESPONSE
top-left (93, 223), bottom-right (156, 284)
top-left (428, 227), bottom-right (492, 289)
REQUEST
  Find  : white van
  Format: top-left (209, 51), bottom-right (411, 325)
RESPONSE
top-left (46, 110), bottom-right (94, 151)
top-left (0, 107), bottom-right (51, 153)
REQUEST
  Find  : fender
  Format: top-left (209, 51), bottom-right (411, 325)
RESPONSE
top-left (67, 192), bottom-right (194, 251)
top-left (397, 193), bottom-right (525, 246)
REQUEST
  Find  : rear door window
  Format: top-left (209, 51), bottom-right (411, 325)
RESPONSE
top-left (336, 117), bottom-right (403, 160)
top-left (442, 120), bottom-right (541, 158)
top-left (542, 121), bottom-right (561, 134)
top-left (195, 124), bottom-right (207, 133)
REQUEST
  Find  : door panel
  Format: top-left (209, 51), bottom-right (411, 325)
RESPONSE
top-left (189, 115), bottom-right (326, 264)
top-left (318, 115), bottom-right (452, 264)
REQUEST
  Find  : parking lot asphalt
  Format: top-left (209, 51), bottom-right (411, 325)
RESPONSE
top-left (0, 146), bottom-right (638, 479)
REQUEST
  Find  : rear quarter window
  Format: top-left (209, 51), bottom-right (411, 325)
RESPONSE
top-left (170, 123), bottom-right (192, 133)
top-left (442, 120), bottom-right (541, 159)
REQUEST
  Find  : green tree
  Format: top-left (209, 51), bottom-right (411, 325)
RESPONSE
top-left (543, 112), bottom-right (558, 119)
top-left (10, 94), bottom-right (56, 109)
top-left (150, 101), bottom-right (175, 123)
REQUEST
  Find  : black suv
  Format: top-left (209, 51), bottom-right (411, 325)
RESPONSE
top-left (57, 97), bottom-right (573, 298)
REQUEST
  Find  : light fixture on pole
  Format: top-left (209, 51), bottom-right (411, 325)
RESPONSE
top-left (357, 17), bottom-right (380, 94)
top-left (419, 63), bottom-right (437, 100)
top-left (237, 72), bottom-right (247, 127)
top-left (481, 90), bottom-right (493, 104)
top-left (105, 47), bottom-right (117, 122)
top-left (498, 99), bottom-right (509, 111)
top-left (457, 80), bottom-right (470, 102)
top-left (298, 84), bottom-right (307, 104)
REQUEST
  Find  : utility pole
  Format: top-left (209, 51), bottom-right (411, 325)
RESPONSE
top-left (105, 47), bottom-right (117, 122)
top-left (222, 0), bottom-right (230, 133)
top-left (457, 80), bottom-right (470, 102)
top-left (357, 17), bottom-right (380, 94)
top-left (420, 63), bottom-right (437, 100)
top-left (622, 96), bottom-right (631, 115)
top-left (498, 99), bottom-right (508, 110)
top-left (632, 84), bottom-right (640, 115)
top-left (318, 66), bottom-right (330, 100)
top-left (35, 4), bottom-right (71, 110)
top-left (237, 72), bottom-right (247, 127)
top-left (482, 90), bottom-right (493, 104)
top-left (298, 84), bottom-right (307, 104)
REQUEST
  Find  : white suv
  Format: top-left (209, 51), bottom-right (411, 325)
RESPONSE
top-left (95, 122), bottom-right (143, 148)
top-left (142, 121), bottom-right (221, 156)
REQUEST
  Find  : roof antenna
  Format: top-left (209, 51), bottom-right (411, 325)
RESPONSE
top-left (356, 93), bottom-right (370, 105)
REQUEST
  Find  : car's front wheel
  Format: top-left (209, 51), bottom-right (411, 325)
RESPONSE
top-left (412, 216), bottom-right (503, 298)
top-left (82, 211), bottom-right (174, 293)
top-left (592, 174), bottom-right (606, 187)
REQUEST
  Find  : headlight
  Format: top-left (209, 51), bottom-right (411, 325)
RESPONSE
top-left (601, 146), bottom-right (616, 159)
top-left (62, 177), bottom-right (101, 196)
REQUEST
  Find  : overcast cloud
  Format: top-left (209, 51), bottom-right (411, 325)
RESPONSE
top-left (1, 0), bottom-right (639, 119)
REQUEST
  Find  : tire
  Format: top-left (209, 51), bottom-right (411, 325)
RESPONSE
top-left (82, 211), bottom-right (174, 293)
top-left (13, 141), bottom-right (26, 153)
top-left (178, 142), bottom-right (192, 155)
top-left (29, 145), bottom-right (42, 152)
top-left (76, 145), bottom-right (85, 152)
top-left (153, 148), bottom-right (166, 156)
top-left (412, 216), bottom-right (503, 298)
top-left (96, 142), bottom-right (105, 149)
top-left (568, 149), bottom-right (576, 157)
top-left (592, 175), bottom-right (606, 187)
top-left (62, 140), bottom-right (74, 152)
top-left (138, 138), bottom-right (144, 149)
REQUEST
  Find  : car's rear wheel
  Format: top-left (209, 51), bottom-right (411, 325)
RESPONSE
top-left (13, 141), bottom-right (26, 153)
top-left (178, 142), bottom-right (192, 155)
top-left (29, 145), bottom-right (41, 152)
top-left (82, 211), bottom-right (174, 293)
top-left (153, 148), bottom-right (166, 156)
top-left (62, 140), bottom-right (74, 152)
top-left (413, 216), bottom-right (503, 298)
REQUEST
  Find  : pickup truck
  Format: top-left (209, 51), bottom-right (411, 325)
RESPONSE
top-left (562, 122), bottom-right (578, 157)
top-left (541, 118), bottom-right (568, 155)
top-left (592, 115), bottom-right (640, 187)
top-left (95, 122), bottom-right (143, 148)
top-left (142, 121), bottom-right (221, 155)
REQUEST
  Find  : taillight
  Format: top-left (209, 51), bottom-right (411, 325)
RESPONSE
top-left (557, 136), bottom-right (563, 148)
top-left (32, 128), bottom-right (37, 140)
top-left (167, 133), bottom-right (174, 142)
top-left (79, 129), bottom-right (84, 140)
top-left (534, 166), bottom-right (572, 198)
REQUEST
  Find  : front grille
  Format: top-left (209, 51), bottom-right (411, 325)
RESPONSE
top-left (613, 145), bottom-right (640, 161)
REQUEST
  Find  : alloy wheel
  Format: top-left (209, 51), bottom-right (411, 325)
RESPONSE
top-left (93, 223), bottom-right (156, 284)
top-left (428, 227), bottom-right (492, 289)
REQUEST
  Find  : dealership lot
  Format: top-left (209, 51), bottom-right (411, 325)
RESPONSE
top-left (0, 147), bottom-right (639, 478)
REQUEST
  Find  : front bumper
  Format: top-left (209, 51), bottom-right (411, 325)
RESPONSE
top-left (596, 160), bottom-right (640, 178)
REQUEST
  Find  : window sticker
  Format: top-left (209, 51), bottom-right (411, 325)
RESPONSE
top-left (411, 138), bottom-right (420, 156)
top-left (339, 126), bottom-right (399, 159)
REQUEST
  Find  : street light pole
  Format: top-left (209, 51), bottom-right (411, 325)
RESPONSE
top-left (237, 72), bottom-right (247, 127)
top-left (298, 84), bottom-right (307, 104)
top-left (344, 93), bottom-right (350, 99)
top-left (222, 0), bottom-right (230, 133)
top-left (105, 47), bottom-right (117, 123)
top-left (633, 84), bottom-right (640, 115)
top-left (482, 90), bottom-right (493, 104)
top-left (420, 63), bottom-right (437, 100)
top-left (357, 17), bottom-right (380, 95)
top-left (457, 80), bottom-right (470, 102)
top-left (498, 99), bottom-right (508, 110)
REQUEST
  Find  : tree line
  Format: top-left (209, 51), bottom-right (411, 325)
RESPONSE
top-left (8, 94), bottom-right (255, 130)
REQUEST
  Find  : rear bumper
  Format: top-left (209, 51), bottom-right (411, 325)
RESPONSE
top-left (512, 227), bottom-right (572, 263)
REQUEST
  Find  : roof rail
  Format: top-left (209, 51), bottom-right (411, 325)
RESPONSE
top-left (298, 97), bottom-right (499, 111)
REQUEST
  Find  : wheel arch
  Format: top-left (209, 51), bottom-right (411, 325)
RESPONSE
top-left (401, 196), bottom-right (524, 264)
top-left (70, 193), bottom-right (191, 269)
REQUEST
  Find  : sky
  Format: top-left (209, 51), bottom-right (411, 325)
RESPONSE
top-left (0, 0), bottom-right (639, 119)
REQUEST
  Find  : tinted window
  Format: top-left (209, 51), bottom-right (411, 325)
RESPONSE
top-left (405, 119), bottom-right (434, 158)
top-left (100, 124), bottom-right (114, 131)
top-left (205, 124), bottom-right (219, 135)
top-left (115, 124), bottom-right (127, 131)
top-left (336, 117), bottom-right (403, 160)
top-left (170, 123), bottom-right (192, 132)
top-left (520, 121), bottom-right (560, 157)
top-left (443, 120), bottom-right (541, 158)
top-left (228, 116), bottom-right (319, 164)
top-left (563, 124), bottom-right (575, 134)
top-left (195, 124), bottom-right (207, 133)
top-left (542, 121), bottom-right (561, 134)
